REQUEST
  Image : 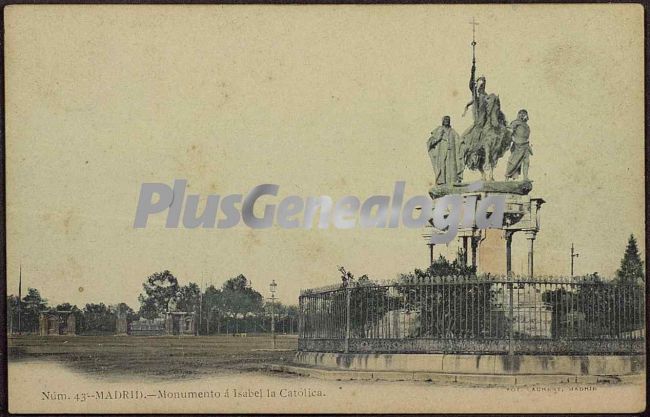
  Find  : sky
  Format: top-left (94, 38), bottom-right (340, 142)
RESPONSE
top-left (5, 4), bottom-right (645, 308)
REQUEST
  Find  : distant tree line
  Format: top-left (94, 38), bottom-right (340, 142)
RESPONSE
top-left (6, 290), bottom-right (137, 335)
top-left (136, 271), bottom-right (299, 335)
top-left (7, 271), bottom-right (298, 335)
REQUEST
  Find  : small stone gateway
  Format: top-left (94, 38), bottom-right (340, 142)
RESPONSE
top-left (39, 311), bottom-right (76, 336)
top-left (165, 311), bottom-right (197, 336)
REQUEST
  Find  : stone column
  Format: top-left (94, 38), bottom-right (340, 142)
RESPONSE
top-left (66, 314), bottom-right (76, 335)
top-left (165, 313), bottom-right (173, 335)
top-left (505, 231), bottom-right (515, 277)
top-left (39, 313), bottom-right (47, 336)
top-left (525, 231), bottom-right (537, 278)
top-left (462, 236), bottom-right (469, 266)
top-left (471, 236), bottom-right (478, 269)
top-left (116, 313), bottom-right (128, 335)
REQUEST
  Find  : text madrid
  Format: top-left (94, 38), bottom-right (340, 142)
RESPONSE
top-left (134, 179), bottom-right (505, 243)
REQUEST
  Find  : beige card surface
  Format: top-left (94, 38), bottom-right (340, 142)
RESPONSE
top-left (4, 4), bottom-right (646, 414)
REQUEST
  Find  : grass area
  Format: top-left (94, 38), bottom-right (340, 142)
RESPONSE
top-left (8, 334), bottom-right (297, 379)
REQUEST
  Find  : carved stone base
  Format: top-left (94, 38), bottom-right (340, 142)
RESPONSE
top-left (429, 180), bottom-right (533, 199)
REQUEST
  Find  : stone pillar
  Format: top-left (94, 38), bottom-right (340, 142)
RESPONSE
top-left (65, 314), bottom-right (76, 335)
top-left (471, 236), bottom-right (478, 269)
top-left (39, 313), bottom-right (47, 336)
top-left (505, 231), bottom-right (514, 277)
top-left (116, 313), bottom-right (128, 335)
top-left (525, 231), bottom-right (537, 278)
top-left (165, 313), bottom-right (173, 335)
top-left (462, 236), bottom-right (469, 266)
top-left (179, 312), bottom-right (186, 334)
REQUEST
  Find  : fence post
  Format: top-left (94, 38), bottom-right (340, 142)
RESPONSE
top-left (345, 285), bottom-right (351, 353)
top-left (505, 231), bottom-right (515, 357)
top-left (297, 296), bottom-right (302, 340)
top-left (507, 276), bottom-right (514, 357)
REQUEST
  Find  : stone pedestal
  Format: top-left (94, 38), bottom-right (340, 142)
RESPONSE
top-left (477, 229), bottom-right (507, 274)
top-left (435, 185), bottom-right (544, 276)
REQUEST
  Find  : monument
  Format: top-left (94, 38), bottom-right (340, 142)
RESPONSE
top-left (293, 18), bottom-right (643, 383)
top-left (425, 19), bottom-right (543, 277)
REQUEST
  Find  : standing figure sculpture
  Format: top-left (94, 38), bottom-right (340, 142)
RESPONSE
top-left (428, 116), bottom-right (461, 186)
top-left (505, 109), bottom-right (532, 181)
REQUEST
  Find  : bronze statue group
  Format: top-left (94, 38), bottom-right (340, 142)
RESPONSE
top-left (427, 61), bottom-right (532, 186)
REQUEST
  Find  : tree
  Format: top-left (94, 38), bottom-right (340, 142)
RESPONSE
top-left (176, 283), bottom-right (201, 313)
top-left (264, 301), bottom-right (299, 334)
top-left (285, 305), bottom-right (299, 334)
top-left (542, 286), bottom-right (576, 338)
top-left (426, 254), bottom-right (476, 277)
top-left (338, 266), bottom-right (390, 338)
top-left (114, 302), bottom-right (139, 323)
top-left (6, 295), bottom-right (19, 334)
top-left (22, 288), bottom-right (48, 333)
top-left (396, 256), bottom-right (494, 338)
top-left (55, 302), bottom-right (85, 333)
top-left (264, 300), bottom-right (286, 333)
top-left (544, 272), bottom-right (644, 339)
top-left (83, 303), bottom-right (116, 333)
top-left (616, 234), bottom-right (645, 284)
top-left (221, 274), bottom-right (263, 333)
top-left (138, 297), bottom-right (160, 321)
top-left (138, 270), bottom-right (179, 319)
top-left (201, 285), bottom-right (225, 335)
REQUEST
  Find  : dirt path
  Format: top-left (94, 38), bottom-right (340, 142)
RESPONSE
top-left (9, 334), bottom-right (298, 379)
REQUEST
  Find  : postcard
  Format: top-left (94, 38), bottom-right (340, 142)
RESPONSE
top-left (4, 4), bottom-right (646, 414)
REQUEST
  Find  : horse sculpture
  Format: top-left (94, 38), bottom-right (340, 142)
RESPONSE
top-left (460, 93), bottom-right (511, 181)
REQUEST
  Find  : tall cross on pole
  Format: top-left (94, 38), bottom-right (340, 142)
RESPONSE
top-left (469, 17), bottom-right (479, 64)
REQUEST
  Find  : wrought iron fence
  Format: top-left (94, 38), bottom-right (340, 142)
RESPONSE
top-left (298, 275), bottom-right (646, 355)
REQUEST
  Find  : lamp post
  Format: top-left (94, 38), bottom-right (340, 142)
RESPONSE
top-left (269, 280), bottom-right (277, 350)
